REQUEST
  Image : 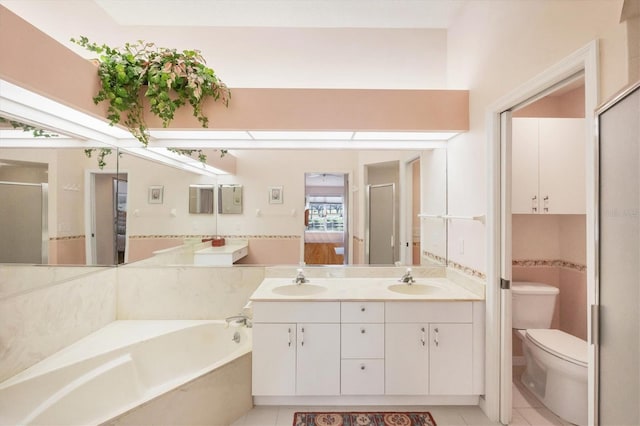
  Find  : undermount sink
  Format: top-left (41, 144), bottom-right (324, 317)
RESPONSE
top-left (387, 283), bottom-right (440, 295)
top-left (271, 284), bottom-right (328, 296)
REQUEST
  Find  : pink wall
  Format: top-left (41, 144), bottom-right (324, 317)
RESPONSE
top-left (49, 237), bottom-right (85, 265)
top-left (514, 86), bottom-right (585, 118)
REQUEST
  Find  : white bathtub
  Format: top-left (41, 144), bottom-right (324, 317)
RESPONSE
top-left (0, 320), bottom-right (252, 426)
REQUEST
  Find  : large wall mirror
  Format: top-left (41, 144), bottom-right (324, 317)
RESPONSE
top-left (0, 116), bottom-right (449, 268)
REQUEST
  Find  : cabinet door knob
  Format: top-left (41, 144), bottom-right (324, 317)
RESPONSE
top-left (361, 328), bottom-right (366, 334)
top-left (360, 364), bottom-right (366, 370)
top-left (361, 306), bottom-right (366, 312)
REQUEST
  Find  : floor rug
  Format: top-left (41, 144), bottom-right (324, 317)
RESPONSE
top-left (293, 412), bottom-right (437, 426)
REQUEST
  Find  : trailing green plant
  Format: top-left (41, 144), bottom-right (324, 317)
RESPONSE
top-left (167, 148), bottom-right (228, 163)
top-left (84, 148), bottom-right (118, 169)
top-left (71, 36), bottom-right (230, 147)
top-left (0, 117), bottom-right (58, 138)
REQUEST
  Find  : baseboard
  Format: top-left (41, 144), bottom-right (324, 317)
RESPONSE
top-left (254, 395), bottom-right (480, 406)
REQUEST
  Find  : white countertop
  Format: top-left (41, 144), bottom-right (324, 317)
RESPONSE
top-left (249, 276), bottom-right (484, 302)
top-left (194, 242), bottom-right (247, 255)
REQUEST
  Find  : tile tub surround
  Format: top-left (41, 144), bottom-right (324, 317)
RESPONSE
top-left (0, 265), bottom-right (106, 298)
top-left (0, 267), bottom-right (117, 382)
top-left (116, 265), bottom-right (265, 319)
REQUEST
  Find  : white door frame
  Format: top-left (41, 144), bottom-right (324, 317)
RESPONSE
top-left (485, 41), bottom-right (599, 423)
top-left (84, 168), bottom-right (118, 264)
top-left (401, 155), bottom-right (421, 265)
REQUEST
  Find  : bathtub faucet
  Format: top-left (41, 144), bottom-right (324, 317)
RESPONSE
top-left (399, 267), bottom-right (415, 284)
top-left (225, 314), bottom-right (252, 328)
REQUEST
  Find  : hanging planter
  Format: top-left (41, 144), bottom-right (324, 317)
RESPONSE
top-left (71, 37), bottom-right (231, 147)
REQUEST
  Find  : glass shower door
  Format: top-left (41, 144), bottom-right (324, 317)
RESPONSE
top-left (597, 82), bottom-right (640, 425)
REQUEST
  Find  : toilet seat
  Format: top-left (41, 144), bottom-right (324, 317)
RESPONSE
top-left (526, 329), bottom-right (587, 367)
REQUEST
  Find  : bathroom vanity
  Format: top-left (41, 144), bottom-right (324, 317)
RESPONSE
top-left (193, 241), bottom-right (248, 266)
top-left (249, 275), bottom-right (485, 405)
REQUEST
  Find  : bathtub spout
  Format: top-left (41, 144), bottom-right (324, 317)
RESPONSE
top-left (225, 315), bottom-right (252, 328)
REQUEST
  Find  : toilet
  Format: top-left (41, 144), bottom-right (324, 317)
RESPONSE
top-left (512, 281), bottom-right (588, 426)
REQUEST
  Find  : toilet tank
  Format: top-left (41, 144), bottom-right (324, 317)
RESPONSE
top-left (512, 281), bottom-right (559, 329)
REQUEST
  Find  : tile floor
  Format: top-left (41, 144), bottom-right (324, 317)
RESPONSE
top-left (230, 369), bottom-right (577, 426)
top-left (230, 405), bottom-right (499, 426)
top-left (511, 370), bottom-right (573, 426)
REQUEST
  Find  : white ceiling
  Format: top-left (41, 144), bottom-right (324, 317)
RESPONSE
top-left (94, 0), bottom-right (467, 28)
top-left (0, 0), bottom-right (467, 31)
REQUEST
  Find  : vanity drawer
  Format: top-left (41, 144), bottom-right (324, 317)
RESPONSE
top-left (341, 324), bottom-right (384, 358)
top-left (232, 246), bottom-right (248, 262)
top-left (341, 302), bottom-right (384, 323)
top-left (341, 359), bottom-right (384, 395)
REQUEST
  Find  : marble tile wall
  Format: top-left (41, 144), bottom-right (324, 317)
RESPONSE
top-left (0, 267), bottom-right (117, 382)
top-left (116, 266), bottom-right (265, 320)
top-left (0, 265), bottom-right (107, 299)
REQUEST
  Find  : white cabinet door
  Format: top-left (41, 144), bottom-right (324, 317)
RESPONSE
top-left (385, 323), bottom-right (429, 395)
top-left (538, 118), bottom-right (585, 214)
top-left (512, 118), bottom-right (540, 214)
top-left (341, 359), bottom-right (385, 395)
top-left (296, 323), bottom-right (341, 395)
top-left (429, 323), bottom-right (473, 395)
top-left (252, 323), bottom-right (296, 395)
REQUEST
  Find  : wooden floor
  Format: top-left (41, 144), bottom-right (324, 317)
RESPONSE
top-left (304, 242), bottom-right (344, 265)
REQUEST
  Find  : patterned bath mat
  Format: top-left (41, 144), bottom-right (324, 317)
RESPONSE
top-left (293, 412), bottom-right (437, 426)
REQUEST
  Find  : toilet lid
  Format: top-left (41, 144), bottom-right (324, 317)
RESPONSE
top-left (526, 329), bottom-right (588, 367)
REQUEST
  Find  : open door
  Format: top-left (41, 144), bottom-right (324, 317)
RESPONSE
top-left (499, 110), bottom-right (513, 424)
top-left (596, 81), bottom-right (640, 425)
top-left (367, 183), bottom-right (396, 264)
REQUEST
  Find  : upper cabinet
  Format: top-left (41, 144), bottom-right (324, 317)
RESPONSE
top-left (512, 118), bottom-right (585, 214)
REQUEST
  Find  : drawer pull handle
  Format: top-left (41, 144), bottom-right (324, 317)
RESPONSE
top-left (301, 327), bottom-right (305, 347)
top-left (420, 327), bottom-right (426, 346)
top-left (360, 365), bottom-right (366, 370)
top-left (434, 327), bottom-right (439, 347)
top-left (361, 328), bottom-right (366, 334)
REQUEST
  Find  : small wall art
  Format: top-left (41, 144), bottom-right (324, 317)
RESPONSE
top-left (268, 186), bottom-right (283, 204)
top-left (148, 185), bottom-right (164, 204)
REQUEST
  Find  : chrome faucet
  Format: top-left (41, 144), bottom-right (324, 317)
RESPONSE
top-left (399, 267), bottom-right (415, 284)
top-left (225, 314), bottom-right (252, 328)
top-left (294, 268), bottom-right (309, 285)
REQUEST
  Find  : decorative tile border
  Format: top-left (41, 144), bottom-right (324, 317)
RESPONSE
top-left (448, 260), bottom-right (486, 280)
top-left (422, 250), bottom-right (485, 280)
top-left (512, 259), bottom-right (586, 272)
top-left (49, 235), bottom-right (84, 241)
top-left (129, 234), bottom-right (301, 240)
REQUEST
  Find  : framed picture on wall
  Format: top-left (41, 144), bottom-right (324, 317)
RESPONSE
top-left (268, 186), bottom-right (283, 204)
top-left (148, 185), bottom-right (164, 204)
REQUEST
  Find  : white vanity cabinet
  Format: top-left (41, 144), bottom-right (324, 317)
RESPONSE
top-left (512, 117), bottom-right (585, 214)
top-left (340, 302), bottom-right (385, 395)
top-left (385, 302), bottom-right (477, 396)
top-left (252, 302), bottom-right (340, 396)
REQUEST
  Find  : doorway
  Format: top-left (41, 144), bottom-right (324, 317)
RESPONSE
top-left (85, 170), bottom-right (128, 265)
top-left (304, 173), bottom-right (348, 265)
top-left (507, 75), bottom-right (588, 425)
top-left (486, 41), bottom-right (598, 424)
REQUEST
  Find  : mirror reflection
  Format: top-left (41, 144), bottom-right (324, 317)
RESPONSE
top-left (189, 185), bottom-right (215, 214)
top-left (0, 118), bottom-right (449, 268)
